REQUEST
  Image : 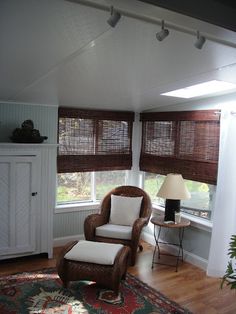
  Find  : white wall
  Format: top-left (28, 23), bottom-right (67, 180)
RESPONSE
top-left (141, 92), bottom-right (236, 270)
top-left (2, 92), bottom-right (236, 269)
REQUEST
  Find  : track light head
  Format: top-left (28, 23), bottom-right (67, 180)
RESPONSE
top-left (156, 20), bottom-right (169, 41)
top-left (107, 6), bottom-right (121, 28)
top-left (194, 31), bottom-right (206, 49)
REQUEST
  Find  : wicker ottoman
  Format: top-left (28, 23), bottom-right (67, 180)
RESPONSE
top-left (56, 240), bottom-right (130, 295)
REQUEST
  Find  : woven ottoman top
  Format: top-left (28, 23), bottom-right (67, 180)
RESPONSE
top-left (64, 240), bottom-right (124, 265)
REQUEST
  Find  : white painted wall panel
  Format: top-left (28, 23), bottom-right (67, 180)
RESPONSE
top-left (0, 162), bottom-right (10, 248)
top-left (0, 102), bottom-right (57, 143)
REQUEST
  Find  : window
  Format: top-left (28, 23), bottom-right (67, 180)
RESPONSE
top-left (57, 107), bottom-right (133, 207)
top-left (58, 107), bottom-right (134, 173)
top-left (57, 170), bottom-right (127, 205)
top-left (57, 172), bottom-right (92, 203)
top-left (95, 171), bottom-right (127, 200)
top-left (140, 110), bottom-right (220, 220)
top-left (144, 173), bottom-right (215, 220)
top-left (140, 110), bottom-right (220, 185)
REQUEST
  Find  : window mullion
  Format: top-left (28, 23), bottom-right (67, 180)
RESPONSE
top-left (91, 171), bottom-right (96, 201)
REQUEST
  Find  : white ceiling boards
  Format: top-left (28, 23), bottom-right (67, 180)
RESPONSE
top-left (0, 0), bottom-right (236, 111)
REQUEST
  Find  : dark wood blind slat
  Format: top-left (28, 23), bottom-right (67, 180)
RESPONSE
top-left (140, 110), bottom-right (220, 184)
top-left (59, 107), bottom-right (135, 121)
top-left (140, 110), bottom-right (220, 121)
top-left (58, 107), bottom-right (134, 172)
top-left (58, 155), bottom-right (132, 173)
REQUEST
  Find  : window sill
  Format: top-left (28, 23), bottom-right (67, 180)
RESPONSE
top-left (55, 201), bottom-right (100, 214)
top-left (55, 202), bottom-right (213, 232)
top-left (152, 204), bottom-right (212, 232)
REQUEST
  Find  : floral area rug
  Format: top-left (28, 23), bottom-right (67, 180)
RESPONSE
top-left (0, 268), bottom-right (192, 313)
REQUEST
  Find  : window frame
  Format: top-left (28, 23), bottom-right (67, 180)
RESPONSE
top-left (58, 107), bottom-right (135, 173)
top-left (141, 172), bottom-right (212, 231)
top-left (140, 110), bottom-right (221, 185)
top-left (142, 171), bottom-right (215, 226)
top-left (56, 107), bottom-right (134, 213)
top-left (55, 170), bottom-right (128, 213)
top-left (152, 203), bottom-right (213, 232)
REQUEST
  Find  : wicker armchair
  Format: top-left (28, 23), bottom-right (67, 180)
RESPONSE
top-left (84, 185), bottom-right (152, 266)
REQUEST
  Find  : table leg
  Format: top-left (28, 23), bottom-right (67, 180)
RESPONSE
top-left (175, 227), bottom-right (185, 271)
top-left (152, 225), bottom-right (162, 268)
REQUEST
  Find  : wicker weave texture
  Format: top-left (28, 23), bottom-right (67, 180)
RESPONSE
top-left (56, 241), bottom-right (130, 295)
top-left (84, 185), bottom-right (152, 266)
top-left (140, 110), bottom-right (220, 184)
top-left (57, 108), bottom-right (134, 172)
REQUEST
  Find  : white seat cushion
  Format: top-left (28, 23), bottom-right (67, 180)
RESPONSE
top-left (64, 240), bottom-right (123, 265)
top-left (110, 194), bottom-right (143, 226)
top-left (96, 223), bottom-right (132, 240)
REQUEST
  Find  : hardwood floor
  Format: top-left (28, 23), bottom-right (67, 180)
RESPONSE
top-left (0, 241), bottom-right (235, 314)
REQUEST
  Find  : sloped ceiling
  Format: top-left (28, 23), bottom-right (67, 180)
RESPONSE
top-left (0, 0), bottom-right (236, 112)
top-left (140, 0), bottom-right (236, 31)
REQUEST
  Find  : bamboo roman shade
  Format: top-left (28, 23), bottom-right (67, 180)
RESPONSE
top-left (58, 107), bottom-right (135, 172)
top-left (140, 110), bottom-right (221, 184)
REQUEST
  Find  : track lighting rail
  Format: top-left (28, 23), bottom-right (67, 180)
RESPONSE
top-left (67, 0), bottom-right (236, 49)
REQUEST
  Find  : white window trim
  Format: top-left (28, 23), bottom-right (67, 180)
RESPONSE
top-left (55, 201), bottom-right (100, 214)
top-left (55, 201), bottom-right (212, 232)
top-left (152, 204), bottom-right (212, 232)
top-left (91, 171), bottom-right (96, 202)
top-left (56, 170), bottom-right (129, 211)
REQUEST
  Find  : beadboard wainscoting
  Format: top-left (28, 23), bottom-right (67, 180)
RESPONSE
top-left (0, 102), bottom-right (57, 143)
top-left (53, 208), bottom-right (99, 247)
top-left (142, 229), bottom-right (208, 271)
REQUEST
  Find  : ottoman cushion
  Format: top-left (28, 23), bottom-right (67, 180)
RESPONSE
top-left (64, 240), bottom-right (123, 265)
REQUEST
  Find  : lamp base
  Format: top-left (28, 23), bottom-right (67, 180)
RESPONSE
top-left (164, 199), bottom-right (180, 222)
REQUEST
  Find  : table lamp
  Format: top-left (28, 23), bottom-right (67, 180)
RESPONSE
top-left (157, 173), bottom-right (191, 222)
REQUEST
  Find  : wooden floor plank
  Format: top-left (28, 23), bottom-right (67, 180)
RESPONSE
top-left (0, 241), bottom-right (236, 313)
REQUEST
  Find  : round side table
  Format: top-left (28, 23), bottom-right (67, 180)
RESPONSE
top-left (151, 215), bottom-right (190, 272)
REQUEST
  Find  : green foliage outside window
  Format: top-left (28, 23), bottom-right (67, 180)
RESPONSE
top-left (57, 172), bottom-right (91, 203)
top-left (95, 171), bottom-right (126, 200)
top-left (144, 173), bottom-right (214, 220)
top-left (57, 171), bottom-right (126, 203)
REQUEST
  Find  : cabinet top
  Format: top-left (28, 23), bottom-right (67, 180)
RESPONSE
top-left (0, 142), bottom-right (58, 147)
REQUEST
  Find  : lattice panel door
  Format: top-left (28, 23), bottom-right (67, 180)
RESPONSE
top-left (0, 156), bottom-right (38, 256)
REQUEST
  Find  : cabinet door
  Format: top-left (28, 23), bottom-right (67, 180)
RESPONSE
top-left (0, 156), bottom-right (38, 256)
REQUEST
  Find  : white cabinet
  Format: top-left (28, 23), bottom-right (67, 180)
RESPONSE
top-left (0, 156), bottom-right (38, 256)
top-left (0, 144), bottom-right (57, 260)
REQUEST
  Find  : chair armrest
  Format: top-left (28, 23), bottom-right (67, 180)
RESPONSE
top-left (84, 213), bottom-right (107, 240)
top-left (131, 217), bottom-right (149, 245)
top-left (133, 217), bottom-right (149, 231)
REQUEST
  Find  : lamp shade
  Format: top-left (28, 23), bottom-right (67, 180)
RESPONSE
top-left (157, 173), bottom-right (191, 200)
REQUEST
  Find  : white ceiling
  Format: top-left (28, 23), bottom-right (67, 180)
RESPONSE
top-left (0, 0), bottom-right (236, 112)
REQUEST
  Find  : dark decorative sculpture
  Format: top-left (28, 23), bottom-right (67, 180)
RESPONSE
top-left (11, 119), bottom-right (48, 143)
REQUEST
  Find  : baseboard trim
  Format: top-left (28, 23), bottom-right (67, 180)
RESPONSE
top-left (54, 232), bottom-right (208, 271)
top-left (53, 234), bottom-right (85, 247)
top-left (141, 231), bottom-right (208, 271)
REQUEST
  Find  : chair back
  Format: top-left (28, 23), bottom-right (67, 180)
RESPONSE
top-left (100, 185), bottom-right (152, 223)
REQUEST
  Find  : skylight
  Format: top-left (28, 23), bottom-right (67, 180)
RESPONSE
top-left (161, 80), bottom-right (236, 99)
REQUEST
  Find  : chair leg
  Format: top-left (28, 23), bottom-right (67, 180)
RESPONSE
top-left (62, 280), bottom-right (69, 288)
top-left (138, 244), bottom-right (143, 252)
top-left (130, 251), bottom-right (136, 266)
top-left (122, 272), bottom-right (127, 280)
